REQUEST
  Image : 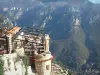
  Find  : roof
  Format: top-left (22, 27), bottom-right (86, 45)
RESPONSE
top-left (7, 26), bottom-right (21, 37)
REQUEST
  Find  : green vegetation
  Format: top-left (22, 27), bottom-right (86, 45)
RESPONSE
top-left (22, 55), bottom-right (29, 75)
top-left (51, 24), bottom-right (89, 70)
top-left (81, 5), bottom-right (100, 71)
top-left (68, 72), bottom-right (73, 75)
top-left (0, 58), bottom-right (4, 75)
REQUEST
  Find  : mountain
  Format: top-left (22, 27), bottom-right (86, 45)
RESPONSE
top-left (50, 17), bottom-right (89, 70)
top-left (81, 3), bottom-right (100, 70)
top-left (0, 0), bottom-right (100, 74)
top-left (0, 14), bottom-right (13, 29)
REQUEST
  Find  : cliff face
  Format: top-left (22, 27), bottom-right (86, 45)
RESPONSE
top-left (50, 13), bottom-right (89, 69)
top-left (0, 14), bottom-right (13, 29)
top-left (81, 3), bottom-right (100, 68)
top-left (43, 1), bottom-right (100, 70)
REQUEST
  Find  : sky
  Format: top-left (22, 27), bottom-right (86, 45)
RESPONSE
top-left (89, 0), bottom-right (100, 3)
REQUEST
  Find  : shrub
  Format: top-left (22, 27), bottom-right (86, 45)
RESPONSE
top-left (0, 58), bottom-right (4, 75)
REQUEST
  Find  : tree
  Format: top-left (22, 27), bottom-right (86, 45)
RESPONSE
top-left (22, 55), bottom-right (29, 75)
top-left (68, 72), bottom-right (73, 75)
top-left (0, 58), bottom-right (4, 75)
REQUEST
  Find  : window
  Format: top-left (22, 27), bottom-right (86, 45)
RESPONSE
top-left (0, 39), bottom-right (7, 50)
top-left (46, 65), bottom-right (50, 70)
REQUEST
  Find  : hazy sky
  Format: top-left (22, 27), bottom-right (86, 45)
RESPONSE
top-left (89, 0), bottom-right (100, 3)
